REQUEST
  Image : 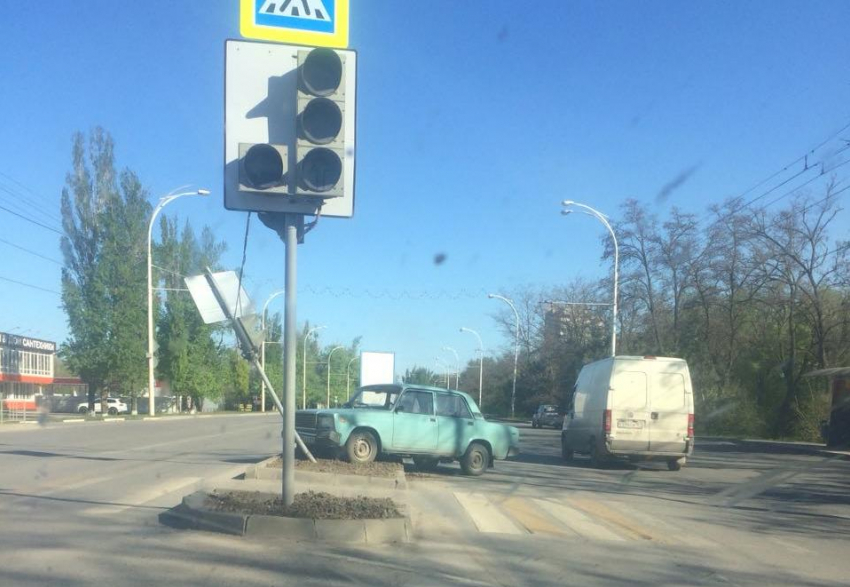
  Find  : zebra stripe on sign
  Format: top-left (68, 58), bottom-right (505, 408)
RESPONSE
top-left (260, 0), bottom-right (329, 21)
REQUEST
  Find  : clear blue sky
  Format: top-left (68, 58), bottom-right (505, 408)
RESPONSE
top-left (1, 1), bottom-right (849, 376)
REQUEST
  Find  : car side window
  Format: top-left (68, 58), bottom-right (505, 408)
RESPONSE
top-left (436, 394), bottom-right (472, 419)
top-left (396, 390), bottom-right (434, 415)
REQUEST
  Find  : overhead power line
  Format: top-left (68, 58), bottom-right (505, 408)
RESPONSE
top-left (0, 170), bottom-right (61, 217)
top-left (0, 183), bottom-right (62, 225)
top-left (0, 202), bottom-right (62, 234)
top-left (0, 237), bottom-right (62, 265)
top-left (0, 275), bottom-right (61, 295)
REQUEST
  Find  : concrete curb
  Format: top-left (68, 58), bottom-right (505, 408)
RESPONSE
top-left (698, 436), bottom-right (849, 460)
top-left (159, 490), bottom-right (411, 543)
top-left (739, 438), bottom-right (850, 460)
top-left (245, 456), bottom-right (408, 491)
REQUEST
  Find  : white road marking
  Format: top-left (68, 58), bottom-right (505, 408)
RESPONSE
top-left (453, 492), bottom-right (524, 535)
top-left (533, 498), bottom-right (626, 542)
top-left (81, 476), bottom-right (202, 516)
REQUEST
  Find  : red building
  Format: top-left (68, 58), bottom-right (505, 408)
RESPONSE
top-left (0, 331), bottom-right (57, 410)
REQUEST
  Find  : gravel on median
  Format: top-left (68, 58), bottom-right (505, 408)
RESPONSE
top-left (267, 455), bottom-right (404, 478)
top-left (205, 489), bottom-right (402, 520)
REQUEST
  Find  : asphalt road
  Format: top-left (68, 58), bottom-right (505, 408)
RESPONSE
top-left (0, 417), bottom-right (847, 586)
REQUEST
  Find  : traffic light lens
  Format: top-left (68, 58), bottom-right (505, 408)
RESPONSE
top-left (300, 48), bottom-right (342, 97)
top-left (299, 148), bottom-right (342, 193)
top-left (299, 98), bottom-right (342, 145)
top-left (244, 144), bottom-right (284, 190)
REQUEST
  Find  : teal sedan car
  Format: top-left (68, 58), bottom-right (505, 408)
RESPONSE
top-left (295, 384), bottom-right (520, 476)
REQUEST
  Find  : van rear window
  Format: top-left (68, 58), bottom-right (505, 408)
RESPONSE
top-left (612, 371), bottom-right (647, 409)
top-left (652, 372), bottom-right (686, 410)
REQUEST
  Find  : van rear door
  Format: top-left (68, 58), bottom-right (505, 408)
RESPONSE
top-left (649, 371), bottom-right (689, 453)
top-left (609, 370), bottom-right (650, 452)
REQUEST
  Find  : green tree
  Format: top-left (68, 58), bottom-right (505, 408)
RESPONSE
top-left (155, 218), bottom-right (227, 410)
top-left (59, 128), bottom-right (151, 413)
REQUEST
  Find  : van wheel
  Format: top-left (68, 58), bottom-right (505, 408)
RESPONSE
top-left (667, 458), bottom-right (685, 471)
top-left (561, 436), bottom-right (574, 461)
top-left (587, 438), bottom-right (601, 468)
top-left (461, 442), bottom-right (489, 476)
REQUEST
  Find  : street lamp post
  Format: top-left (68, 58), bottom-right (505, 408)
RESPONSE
top-left (562, 200), bottom-right (619, 357)
top-left (442, 346), bottom-right (460, 388)
top-left (460, 327), bottom-right (484, 407)
top-left (346, 356), bottom-right (358, 401)
top-left (261, 290), bottom-right (286, 413)
top-left (435, 357), bottom-right (450, 389)
top-left (147, 187), bottom-right (209, 418)
top-left (302, 325), bottom-right (326, 409)
top-left (326, 346), bottom-right (344, 408)
top-left (488, 293), bottom-right (520, 419)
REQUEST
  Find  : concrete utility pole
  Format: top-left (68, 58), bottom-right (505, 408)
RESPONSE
top-left (302, 325), bottom-right (326, 409)
top-left (326, 346), bottom-right (344, 408)
top-left (261, 290), bottom-right (286, 413)
top-left (147, 187), bottom-right (209, 418)
top-left (562, 200), bottom-right (619, 357)
top-left (488, 293), bottom-right (520, 419)
top-left (460, 327), bottom-right (484, 407)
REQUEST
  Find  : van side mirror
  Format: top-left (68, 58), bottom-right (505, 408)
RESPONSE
top-left (395, 405), bottom-right (405, 413)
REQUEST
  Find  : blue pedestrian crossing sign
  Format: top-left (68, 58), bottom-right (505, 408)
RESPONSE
top-left (240, 0), bottom-right (349, 48)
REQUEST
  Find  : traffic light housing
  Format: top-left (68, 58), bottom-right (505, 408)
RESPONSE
top-left (295, 47), bottom-right (346, 198)
top-left (224, 40), bottom-right (356, 217)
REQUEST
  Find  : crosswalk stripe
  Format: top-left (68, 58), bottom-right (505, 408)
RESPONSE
top-left (453, 492), bottom-right (525, 535)
top-left (569, 498), bottom-right (656, 541)
top-left (500, 496), bottom-right (571, 536)
top-left (533, 498), bottom-right (626, 542)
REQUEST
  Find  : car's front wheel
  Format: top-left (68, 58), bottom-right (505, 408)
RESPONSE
top-left (346, 430), bottom-right (378, 464)
top-left (107, 407), bottom-right (118, 416)
top-left (78, 406), bottom-right (88, 415)
top-left (461, 442), bottom-right (489, 476)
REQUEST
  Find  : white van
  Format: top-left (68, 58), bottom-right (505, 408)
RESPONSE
top-left (561, 356), bottom-right (694, 470)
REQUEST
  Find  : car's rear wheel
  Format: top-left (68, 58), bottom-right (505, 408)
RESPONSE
top-left (412, 456), bottom-right (440, 471)
top-left (587, 437), bottom-right (601, 468)
top-left (346, 430), bottom-right (378, 464)
top-left (461, 442), bottom-right (489, 476)
top-left (107, 407), bottom-right (118, 416)
top-left (667, 457), bottom-right (685, 471)
top-left (78, 406), bottom-right (88, 415)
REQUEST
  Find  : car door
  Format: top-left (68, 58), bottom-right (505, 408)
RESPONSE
top-left (391, 389), bottom-right (438, 452)
top-left (610, 370), bottom-right (650, 452)
top-left (435, 393), bottom-right (475, 456)
top-left (648, 371), bottom-right (688, 453)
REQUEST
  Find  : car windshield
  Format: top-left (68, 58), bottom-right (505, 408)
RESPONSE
top-left (349, 386), bottom-right (400, 410)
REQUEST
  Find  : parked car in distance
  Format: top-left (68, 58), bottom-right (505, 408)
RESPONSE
top-left (78, 397), bottom-right (129, 416)
top-left (532, 404), bottom-right (561, 429)
top-left (561, 356), bottom-right (694, 471)
top-left (296, 384), bottom-right (520, 476)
